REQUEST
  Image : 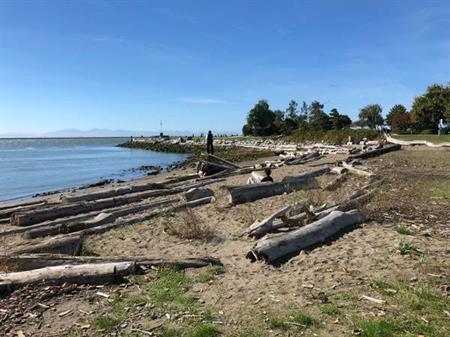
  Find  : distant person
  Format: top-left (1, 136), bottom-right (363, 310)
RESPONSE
top-left (247, 167), bottom-right (274, 184)
top-left (206, 130), bottom-right (214, 154)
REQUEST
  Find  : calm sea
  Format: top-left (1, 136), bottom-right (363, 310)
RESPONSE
top-left (0, 138), bottom-right (188, 202)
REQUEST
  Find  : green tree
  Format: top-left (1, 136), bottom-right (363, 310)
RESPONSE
top-left (386, 104), bottom-right (407, 126)
top-left (308, 101), bottom-right (331, 131)
top-left (297, 101), bottom-right (310, 130)
top-left (244, 99), bottom-right (276, 136)
top-left (358, 104), bottom-right (383, 129)
top-left (329, 108), bottom-right (352, 130)
top-left (411, 84), bottom-right (450, 133)
top-left (283, 100), bottom-right (299, 134)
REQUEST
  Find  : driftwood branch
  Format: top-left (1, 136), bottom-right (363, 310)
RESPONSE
top-left (247, 210), bottom-right (367, 263)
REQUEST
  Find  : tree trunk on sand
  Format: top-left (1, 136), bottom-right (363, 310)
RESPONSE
top-left (77, 196), bottom-right (214, 237)
top-left (385, 134), bottom-right (450, 148)
top-left (0, 262), bottom-right (136, 294)
top-left (25, 198), bottom-right (177, 239)
top-left (349, 143), bottom-right (401, 160)
top-left (226, 167), bottom-right (329, 205)
top-left (285, 152), bottom-right (322, 165)
top-left (61, 182), bottom-right (165, 203)
top-left (0, 202), bottom-right (51, 220)
top-left (205, 154), bottom-right (241, 169)
top-left (11, 234), bottom-right (83, 256)
top-left (323, 173), bottom-right (348, 191)
top-left (197, 160), bottom-right (230, 177)
top-left (247, 210), bottom-right (367, 263)
top-left (0, 254), bottom-right (222, 272)
top-left (342, 161), bottom-right (373, 177)
top-left (11, 189), bottom-right (176, 227)
top-left (185, 188), bottom-right (214, 202)
top-left (245, 206), bottom-right (291, 238)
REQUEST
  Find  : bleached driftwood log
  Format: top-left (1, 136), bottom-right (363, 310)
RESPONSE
top-left (25, 198), bottom-right (177, 239)
top-left (226, 166), bottom-right (329, 205)
top-left (348, 143), bottom-right (401, 160)
top-left (247, 210), bottom-right (367, 263)
top-left (11, 234), bottom-right (83, 256)
top-left (285, 152), bottom-right (322, 165)
top-left (385, 134), bottom-right (450, 148)
top-left (206, 154), bottom-right (241, 169)
top-left (0, 262), bottom-right (136, 294)
top-left (185, 188), bottom-right (214, 202)
top-left (0, 254), bottom-right (222, 272)
top-left (245, 206), bottom-right (291, 238)
top-left (323, 172), bottom-right (348, 191)
top-left (342, 161), bottom-right (373, 177)
top-left (61, 182), bottom-right (165, 203)
top-left (11, 189), bottom-right (176, 227)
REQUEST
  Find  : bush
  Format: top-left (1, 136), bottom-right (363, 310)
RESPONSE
top-left (286, 128), bottom-right (380, 145)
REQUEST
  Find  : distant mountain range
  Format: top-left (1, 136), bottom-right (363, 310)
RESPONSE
top-left (0, 129), bottom-right (239, 138)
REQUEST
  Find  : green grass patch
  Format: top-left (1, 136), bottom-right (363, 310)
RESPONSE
top-left (197, 266), bottom-right (225, 283)
top-left (394, 134), bottom-right (450, 144)
top-left (268, 311), bottom-right (317, 331)
top-left (160, 323), bottom-right (219, 337)
top-left (321, 303), bottom-right (340, 316)
top-left (396, 226), bottom-right (412, 235)
top-left (397, 241), bottom-right (418, 255)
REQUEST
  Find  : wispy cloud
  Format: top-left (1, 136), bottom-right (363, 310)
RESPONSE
top-left (178, 97), bottom-right (228, 104)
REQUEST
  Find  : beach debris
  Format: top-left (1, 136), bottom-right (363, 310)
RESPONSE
top-left (247, 210), bottom-right (367, 263)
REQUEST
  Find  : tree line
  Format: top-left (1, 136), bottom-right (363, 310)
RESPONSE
top-left (242, 83), bottom-right (449, 136)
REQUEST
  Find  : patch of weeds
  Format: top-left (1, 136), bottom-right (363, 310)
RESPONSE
top-left (268, 311), bottom-right (317, 331)
top-left (65, 327), bottom-right (86, 337)
top-left (91, 314), bottom-right (123, 331)
top-left (355, 318), bottom-right (400, 337)
top-left (225, 330), bottom-right (266, 337)
top-left (160, 322), bottom-right (219, 337)
top-left (188, 323), bottom-right (220, 337)
top-left (396, 226), bottom-right (412, 235)
top-left (321, 303), bottom-right (340, 316)
top-left (165, 208), bottom-right (216, 241)
top-left (370, 280), bottom-right (449, 336)
top-left (197, 266), bottom-right (225, 283)
top-left (397, 241), bottom-right (418, 255)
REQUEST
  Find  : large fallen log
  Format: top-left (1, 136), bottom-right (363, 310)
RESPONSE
top-left (247, 210), bottom-right (367, 263)
top-left (206, 154), bottom-right (241, 169)
top-left (385, 134), bottom-right (450, 148)
top-left (11, 234), bottom-right (83, 256)
top-left (61, 182), bottom-right (165, 203)
top-left (285, 152), bottom-right (323, 165)
top-left (11, 188), bottom-right (177, 227)
top-left (82, 196), bottom-right (214, 236)
top-left (197, 160), bottom-right (230, 177)
top-left (348, 143), bottom-right (401, 160)
top-left (245, 206), bottom-right (292, 238)
top-left (0, 202), bottom-right (52, 220)
top-left (0, 254), bottom-right (222, 272)
top-left (25, 198), bottom-right (177, 239)
top-left (342, 161), bottom-right (373, 177)
top-left (226, 167), bottom-right (329, 205)
top-left (0, 262), bottom-right (136, 294)
top-left (323, 172), bottom-right (348, 191)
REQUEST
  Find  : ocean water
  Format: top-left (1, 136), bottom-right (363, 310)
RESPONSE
top-left (0, 138), bottom-right (189, 202)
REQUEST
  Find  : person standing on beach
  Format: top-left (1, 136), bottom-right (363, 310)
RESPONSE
top-left (206, 130), bottom-right (214, 154)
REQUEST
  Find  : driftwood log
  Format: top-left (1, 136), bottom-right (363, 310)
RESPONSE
top-left (11, 234), bottom-right (83, 256)
top-left (61, 182), bottom-right (165, 203)
top-left (0, 262), bottom-right (136, 294)
top-left (185, 188), bottom-right (214, 202)
top-left (323, 172), bottom-right (348, 191)
top-left (0, 254), bottom-right (222, 272)
top-left (385, 134), bottom-right (450, 148)
top-left (247, 210), bottom-right (367, 263)
top-left (245, 206), bottom-right (291, 238)
top-left (226, 166), bottom-right (329, 205)
top-left (25, 198), bottom-right (178, 239)
top-left (206, 154), bottom-right (241, 169)
top-left (11, 189), bottom-right (176, 227)
top-left (348, 143), bottom-right (401, 160)
top-left (342, 161), bottom-right (373, 177)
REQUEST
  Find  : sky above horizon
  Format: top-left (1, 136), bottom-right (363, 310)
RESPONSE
top-left (0, 0), bottom-right (449, 135)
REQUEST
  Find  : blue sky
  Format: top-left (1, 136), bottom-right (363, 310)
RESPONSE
top-left (0, 0), bottom-right (449, 135)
